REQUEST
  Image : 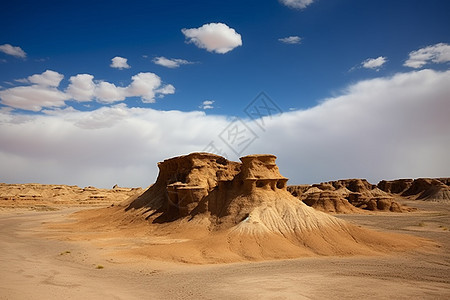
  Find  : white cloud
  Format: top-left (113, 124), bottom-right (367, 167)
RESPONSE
top-left (27, 70), bottom-right (64, 87)
top-left (404, 43), bottom-right (450, 68)
top-left (155, 84), bottom-right (175, 96)
top-left (278, 36), bottom-right (302, 44)
top-left (125, 72), bottom-right (173, 103)
top-left (95, 81), bottom-right (127, 103)
top-left (0, 85), bottom-right (69, 111)
top-left (182, 23), bottom-right (242, 54)
top-left (0, 70), bottom-right (67, 111)
top-left (279, 0), bottom-right (315, 9)
top-left (1, 70), bottom-right (174, 110)
top-left (153, 56), bottom-right (193, 68)
top-left (362, 56), bottom-right (387, 70)
top-left (200, 100), bottom-right (214, 109)
top-left (110, 56), bottom-right (131, 69)
top-left (0, 69), bottom-right (448, 188)
top-left (0, 44), bottom-right (27, 58)
top-left (66, 74), bottom-right (96, 101)
top-left (14, 78), bottom-right (29, 84)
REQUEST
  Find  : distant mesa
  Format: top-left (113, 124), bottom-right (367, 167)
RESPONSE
top-left (0, 183), bottom-right (142, 208)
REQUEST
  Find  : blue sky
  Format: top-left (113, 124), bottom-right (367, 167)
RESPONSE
top-left (0, 0), bottom-right (449, 188)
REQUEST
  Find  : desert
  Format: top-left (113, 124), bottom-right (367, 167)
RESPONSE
top-left (2, 1), bottom-right (449, 299)
top-left (0, 153), bottom-right (449, 299)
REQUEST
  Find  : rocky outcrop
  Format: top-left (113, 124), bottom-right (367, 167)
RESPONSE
top-left (302, 190), bottom-right (361, 213)
top-left (0, 183), bottom-right (142, 208)
top-left (378, 178), bottom-right (450, 202)
top-left (288, 178), bottom-right (409, 213)
top-left (377, 179), bottom-right (414, 194)
top-left (126, 153), bottom-right (291, 225)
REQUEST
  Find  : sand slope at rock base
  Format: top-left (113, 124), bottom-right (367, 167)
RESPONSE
top-left (54, 190), bottom-right (432, 264)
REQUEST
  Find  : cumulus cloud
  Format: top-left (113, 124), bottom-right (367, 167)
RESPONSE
top-left (0, 85), bottom-right (69, 111)
top-left (153, 56), bottom-right (193, 68)
top-left (110, 56), bottom-right (131, 69)
top-left (361, 56), bottom-right (387, 70)
top-left (65, 72), bottom-right (174, 104)
top-left (182, 23), bottom-right (242, 54)
top-left (66, 74), bottom-right (96, 102)
top-left (95, 81), bottom-right (127, 103)
top-left (278, 36), bottom-right (302, 44)
top-left (0, 69), bottom-right (448, 188)
top-left (279, 0), bottom-right (315, 9)
top-left (125, 72), bottom-right (174, 103)
top-left (0, 44), bottom-right (27, 58)
top-left (404, 43), bottom-right (450, 68)
top-left (0, 70), bottom-right (67, 111)
top-left (27, 70), bottom-right (64, 86)
top-left (200, 100), bottom-right (214, 109)
top-left (0, 70), bottom-right (175, 111)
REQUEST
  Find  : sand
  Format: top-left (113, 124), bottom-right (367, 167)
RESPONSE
top-left (1, 199), bottom-right (449, 299)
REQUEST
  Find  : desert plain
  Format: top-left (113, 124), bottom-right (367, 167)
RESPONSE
top-left (0, 153), bottom-right (449, 299)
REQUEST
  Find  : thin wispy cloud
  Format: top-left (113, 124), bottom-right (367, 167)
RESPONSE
top-left (200, 100), bottom-right (214, 109)
top-left (153, 57), bottom-right (193, 68)
top-left (279, 0), bottom-right (315, 9)
top-left (404, 43), bottom-right (450, 68)
top-left (362, 56), bottom-right (387, 70)
top-left (278, 36), bottom-right (302, 44)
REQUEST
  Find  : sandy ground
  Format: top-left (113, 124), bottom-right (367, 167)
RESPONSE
top-left (1, 201), bottom-right (449, 299)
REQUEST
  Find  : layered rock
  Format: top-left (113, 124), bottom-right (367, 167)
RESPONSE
top-left (0, 183), bottom-right (142, 208)
top-left (378, 178), bottom-right (450, 202)
top-left (126, 153), bottom-right (290, 225)
top-left (288, 178), bottom-right (409, 213)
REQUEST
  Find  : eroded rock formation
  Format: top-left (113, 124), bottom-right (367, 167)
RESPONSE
top-left (288, 179), bottom-right (408, 213)
top-left (126, 153), bottom-right (291, 226)
top-left (0, 183), bottom-right (142, 208)
top-left (116, 152), bottom-right (425, 261)
top-left (378, 178), bottom-right (450, 202)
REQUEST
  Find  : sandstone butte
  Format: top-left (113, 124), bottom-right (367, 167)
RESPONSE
top-left (70, 152), bottom-right (432, 263)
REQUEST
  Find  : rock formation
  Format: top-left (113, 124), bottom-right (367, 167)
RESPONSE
top-left (0, 183), bottom-right (142, 208)
top-left (378, 178), bottom-right (450, 202)
top-left (288, 179), bottom-right (408, 213)
top-left (114, 152), bottom-right (424, 262)
top-left (126, 153), bottom-right (290, 226)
